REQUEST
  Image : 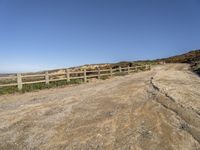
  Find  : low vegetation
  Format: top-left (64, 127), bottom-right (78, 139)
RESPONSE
top-left (0, 79), bottom-right (82, 95)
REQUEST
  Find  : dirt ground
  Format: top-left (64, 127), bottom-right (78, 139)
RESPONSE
top-left (0, 64), bottom-right (200, 150)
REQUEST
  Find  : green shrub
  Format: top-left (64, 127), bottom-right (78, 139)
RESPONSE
top-left (113, 72), bottom-right (127, 76)
top-left (100, 76), bottom-right (110, 80)
top-left (0, 86), bottom-right (18, 95)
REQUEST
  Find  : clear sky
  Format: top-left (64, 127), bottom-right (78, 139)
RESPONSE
top-left (0, 0), bottom-right (200, 73)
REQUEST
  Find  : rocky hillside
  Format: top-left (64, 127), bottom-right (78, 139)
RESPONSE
top-left (159, 49), bottom-right (200, 63)
top-left (158, 50), bottom-right (200, 75)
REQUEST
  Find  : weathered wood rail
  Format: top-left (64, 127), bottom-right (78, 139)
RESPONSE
top-left (0, 65), bottom-right (151, 90)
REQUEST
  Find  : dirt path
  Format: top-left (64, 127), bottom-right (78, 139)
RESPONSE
top-left (0, 64), bottom-right (200, 150)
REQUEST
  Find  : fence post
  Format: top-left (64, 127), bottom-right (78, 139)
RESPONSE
top-left (127, 66), bottom-right (130, 74)
top-left (84, 69), bottom-right (87, 83)
top-left (119, 66), bottom-right (122, 73)
top-left (110, 67), bottom-right (113, 77)
top-left (17, 73), bottom-right (22, 90)
top-left (98, 68), bottom-right (101, 79)
top-left (66, 69), bottom-right (70, 82)
top-left (45, 71), bottom-right (49, 85)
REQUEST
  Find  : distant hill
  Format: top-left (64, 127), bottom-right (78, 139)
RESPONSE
top-left (159, 49), bottom-right (200, 63)
top-left (77, 49), bottom-right (200, 70)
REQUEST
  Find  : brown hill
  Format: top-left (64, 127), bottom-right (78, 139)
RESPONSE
top-left (159, 49), bottom-right (200, 63)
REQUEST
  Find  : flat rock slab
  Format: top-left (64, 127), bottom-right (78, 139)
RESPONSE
top-left (0, 64), bottom-right (200, 150)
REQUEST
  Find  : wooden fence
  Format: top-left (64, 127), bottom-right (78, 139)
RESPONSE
top-left (0, 65), bottom-right (151, 90)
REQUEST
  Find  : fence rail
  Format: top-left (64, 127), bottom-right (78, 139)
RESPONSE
top-left (0, 64), bottom-right (151, 90)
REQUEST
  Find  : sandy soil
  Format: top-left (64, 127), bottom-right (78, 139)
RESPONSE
top-left (0, 64), bottom-right (200, 150)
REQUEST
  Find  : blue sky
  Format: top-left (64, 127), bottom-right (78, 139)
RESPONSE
top-left (0, 0), bottom-right (200, 73)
